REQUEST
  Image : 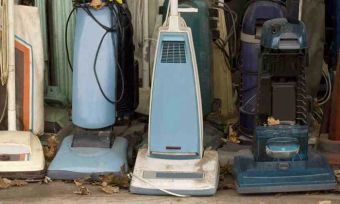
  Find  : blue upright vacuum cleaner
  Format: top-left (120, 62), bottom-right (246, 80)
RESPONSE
top-left (48, 1), bottom-right (129, 179)
top-left (233, 18), bottom-right (337, 194)
top-left (239, 0), bottom-right (286, 141)
top-left (130, 0), bottom-right (219, 196)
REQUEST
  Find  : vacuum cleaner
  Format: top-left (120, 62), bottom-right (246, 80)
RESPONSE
top-left (130, 0), bottom-right (219, 196)
top-left (239, 0), bottom-right (286, 141)
top-left (0, 0), bottom-right (45, 179)
top-left (234, 18), bottom-right (337, 194)
top-left (47, 1), bottom-right (129, 180)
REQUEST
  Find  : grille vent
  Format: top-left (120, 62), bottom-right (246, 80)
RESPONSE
top-left (161, 41), bottom-right (186, 63)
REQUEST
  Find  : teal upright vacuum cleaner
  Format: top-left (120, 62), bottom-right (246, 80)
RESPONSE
top-left (130, 0), bottom-right (219, 196)
top-left (48, 1), bottom-right (129, 179)
top-left (233, 18), bottom-right (337, 193)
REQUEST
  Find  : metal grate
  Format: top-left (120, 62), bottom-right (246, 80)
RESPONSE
top-left (161, 41), bottom-right (187, 63)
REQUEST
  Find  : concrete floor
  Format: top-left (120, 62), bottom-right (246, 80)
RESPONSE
top-left (0, 182), bottom-right (339, 204)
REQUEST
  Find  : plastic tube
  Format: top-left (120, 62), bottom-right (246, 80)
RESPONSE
top-left (170, 0), bottom-right (178, 16)
top-left (142, 0), bottom-right (150, 88)
top-left (6, 0), bottom-right (17, 131)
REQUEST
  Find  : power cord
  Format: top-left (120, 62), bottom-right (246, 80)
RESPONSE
top-left (65, 2), bottom-right (125, 104)
top-left (65, 7), bottom-right (77, 72)
top-left (129, 173), bottom-right (189, 198)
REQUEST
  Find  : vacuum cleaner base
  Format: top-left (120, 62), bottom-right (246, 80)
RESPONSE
top-left (130, 148), bottom-right (219, 196)
top-left (0, 131), bottom-right (45, 179)
top-left (233, 152), bottom-right (337, 194)
top-left (47, 135), bottom-right (128, 180)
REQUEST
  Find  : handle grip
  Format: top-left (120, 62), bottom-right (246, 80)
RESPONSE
top-left (265, 137), bottom-right (300, 159)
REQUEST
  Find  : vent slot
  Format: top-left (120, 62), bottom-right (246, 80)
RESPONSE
top-left (143, 171), bottom-right (204, 179)
top-left (166, 146), bottom-right (181, 150)
top-left (161, 41), bottom-right (187, 63)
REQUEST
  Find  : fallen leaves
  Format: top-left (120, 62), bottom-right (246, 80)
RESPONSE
top-left (73, 179), bottom-right (90, 195)
top-left (98, 166), bottom-right (130, 189)
top-left (43, 176), bottom-right (52, 184)
top-left (101, 185), bottom-right (119, 194)
top-left (43, 135), bottom-right (59, 162)
top-left (90, 0), bottom-right (105, 10)
top-left (0, 178), bottom-right (28, 189)
top-left (227, 126), bottom-right (240, 144)
top-left (99, 173), bottom-right (130, 189)
top-left (74, 179), bottom-right (83, 187)
top-left (0, 178), bottom-right (11, 189)
top-left (267, 116), bottom-right (280, 126)
top-left (218, 163), bottom-right (235, 190)
top-left (220, 163), bottom-right (233, 175)
top-left (71, 166), bottom-right (129, 195)
top-left (73, 186), bottom-right (90, 195)
top-left (318, 201), bottom-right (332, 204)
top-left (10, 180), bottom-right (28, 187)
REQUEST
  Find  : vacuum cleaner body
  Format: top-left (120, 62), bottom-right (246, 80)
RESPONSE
top-left (239, 0), bottom-right (286, 141)
top-left (130, 2), bottom-right (219, 195)
top-left (48, 4), bottom-right (128, 180)
top-left (0, 2), bottom-right (45, 179)
top-left (234, 18), bottom-right (337, 194)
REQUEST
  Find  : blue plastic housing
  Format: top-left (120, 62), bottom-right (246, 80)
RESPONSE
top-left (233, 152), bottom-right (337, 194)
top-left (149, 32), bottom-right (201, 158)
top-left (254, 125), bottom-right (308, 162)
top-left (72, 7), bottom-right (117, 129)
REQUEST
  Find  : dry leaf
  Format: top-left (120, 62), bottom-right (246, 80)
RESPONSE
top-left (101, 181), bottom-right (108, 187)
top-left (47, 135), bottom-right (59, 147)
top-left (318, 201), bottom-right (332, 204)
top-left (74, 179), bottom-right (83, 187)
top-left (43, 135), bottom-right (59, 161)
top-left (0, 178), bottom-right (11, 189)
top-left (101, 185), bottom-right (119, 194)
top-left (267, 117), bottom-right (280, 126)
top-left (0, 178), bottom-right (27, 189)
top-left (227, 126), bottom-right (240, 144)
top-left (74, 176), bottom-right (93, 186)
top-left (99, 173), bottom-right (130, 189)
top-left (90, 0), bottom-right (105, 10)
top-left (220, 163), bottom-right (233, 175)
top-left (3, 178), bottom-right (11, 185)
top-left (73, 186), bottom-right (90, 195)
top-left (10, 180), bottom-right (28, 187)
top-left (43, 176), bottom-right (52, 184)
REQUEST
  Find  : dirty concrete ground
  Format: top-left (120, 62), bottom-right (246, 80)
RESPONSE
top-left (0, 182), bottom-right (339, 204)
top-left (2, 118), bottom-right (337, 204)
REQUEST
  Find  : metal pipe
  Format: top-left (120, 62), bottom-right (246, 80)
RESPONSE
top-left (142, 0), bottom-right (150, 88)
top-left (6, 0), bottom-right (16, 131)
top-left (170, 0), bottom-right (178, 16)
top-left (299, 0), bottom-right (303, 21)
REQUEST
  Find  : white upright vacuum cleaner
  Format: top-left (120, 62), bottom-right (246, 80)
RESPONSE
top-left (0, 0), bottom-right (45, 178)
top-left (130, 0), bottom-right (219, 196)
